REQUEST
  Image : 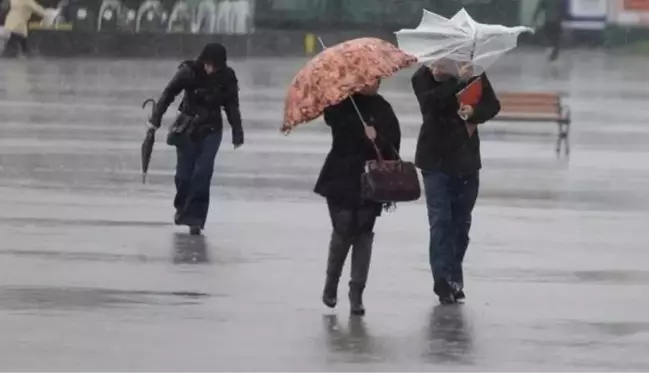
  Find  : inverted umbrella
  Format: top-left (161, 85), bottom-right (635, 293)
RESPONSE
top-left (141, 98), bottom-right (156, 184)
top-left (395, 8), bottom-right (533, 76)
top-left (281, 37), bottom-right (417, 133)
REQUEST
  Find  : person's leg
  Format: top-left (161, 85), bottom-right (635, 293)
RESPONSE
top-left (18, 34), bottom-right (29, 56)
top-left (17, 35), bottom-right (29, 57)
top-left (1, 33), bottom-right (19, 57)
top-left (422, 169), bottom-right (455, 304)
top-left (174, 137), bottom-right (199, 226)
top-left (322, 200), bottom-right (355, 308)
top-left (184, 131), bottom-right (222, 232)
top-left (449, 172), bottom-right (480, 301)
top-left (545, 21), bottom-right (562, 61)
top-left (348, 203), bottom-right (379, 316)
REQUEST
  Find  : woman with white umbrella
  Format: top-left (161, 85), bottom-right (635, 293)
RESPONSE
top-left (397, 8), bottom-right (531, 304)
top-left (411, 58), bottom-right (500, 304)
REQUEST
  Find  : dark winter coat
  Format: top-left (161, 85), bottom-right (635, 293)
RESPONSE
top-left (150, 58), bottom-right (243, 145)
top-left (412, 66), bottom-right (500, 176)
top-left (314, 93), bottom-right (401, 208)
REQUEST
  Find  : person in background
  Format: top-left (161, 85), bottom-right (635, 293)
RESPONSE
top-left (534, 0), bottom-right (565, 62)
top-left (1, 0), bottom-right (46, 57)
top-left (411, 60), bottom-right (500, 304)
top-left (148, 43), bottom-right (244, 236)
top-left (315, 81), bottom-right (401, 316)
top-left (1, 0), bottom-right (9, 23)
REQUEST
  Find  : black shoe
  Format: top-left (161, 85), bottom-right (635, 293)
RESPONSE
top-left (439, 294), bottom-right (455, 305)
top-left (434, 278), bottom-right (455, 305)
top-left (189, 226), bottom-right (202, 236)
top-left (322, 278), bottom-right (338, 309)
top-left (455, 290), bottom-right (466, 303)
top-left (349, 284), bottom-right (365, 316)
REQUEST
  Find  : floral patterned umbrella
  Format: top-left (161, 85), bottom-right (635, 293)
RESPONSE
top-left (281, 37), bottom-right (417, 133)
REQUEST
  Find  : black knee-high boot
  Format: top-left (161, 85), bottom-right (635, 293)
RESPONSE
top-left (322, 231), bottom-right (352, 308)
top-left (349, 232), bottom-right (374, 316)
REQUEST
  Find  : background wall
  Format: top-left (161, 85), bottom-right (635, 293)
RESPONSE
top-left (4, 0), bottom-right (648, 57)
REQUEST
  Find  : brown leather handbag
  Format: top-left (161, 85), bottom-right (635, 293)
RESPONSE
top-left (340, 95), bottom-right (421, 203)
top-left (360, 143), bottom-right (421, 203)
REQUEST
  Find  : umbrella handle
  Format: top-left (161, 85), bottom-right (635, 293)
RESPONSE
top-left (142, 98), bottom-right (157, 118)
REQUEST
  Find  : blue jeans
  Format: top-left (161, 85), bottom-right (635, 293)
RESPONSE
top-left (422, 169), bottom-right (479, 293)
top-left (174, 131), bottom-right (222, 229)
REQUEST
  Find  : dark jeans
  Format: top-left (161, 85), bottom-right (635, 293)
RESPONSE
top-left (1, 33), bottom-right (28, 57)
top-left (174, 131), bottom-right (222, 229)
top-left (544, 21), bottom-right (562, 61)
top-left (422, 170), bottom-right (479, 294)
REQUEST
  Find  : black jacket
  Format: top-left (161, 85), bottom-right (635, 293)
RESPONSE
top-left (150, 60), bottom-right (243, 145)
top-left (314, 94), bottom-right (401, 208)
top-left (412, 66), bottom-right (500, 175)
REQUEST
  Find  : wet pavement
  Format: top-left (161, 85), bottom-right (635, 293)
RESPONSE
top-left (1, 50), bottom-right (649, 370)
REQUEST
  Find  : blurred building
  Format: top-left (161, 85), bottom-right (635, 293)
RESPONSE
top-left (254, 0), bottom-right (521, 31)
top-left (18, 0), bottom-right (649, 58)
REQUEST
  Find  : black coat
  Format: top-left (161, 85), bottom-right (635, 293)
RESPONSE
top-left (412, 66), bottom-right (500, 175)
top-left (314, 94), bottom-right (401, 208)
top-left (150, 60), bottom-right (244, 145)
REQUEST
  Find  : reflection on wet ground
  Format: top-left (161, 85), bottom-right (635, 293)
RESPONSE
top-left (323, 315), bottom-right (383, 363)
top-left (424, 306), bottom-right (474, 366)
top-left (0, 51), bottom-right (649, 370)
top-left (0, 286), bottom-right (209, 310)
top-left (172, 233), bottom-right (210, 264)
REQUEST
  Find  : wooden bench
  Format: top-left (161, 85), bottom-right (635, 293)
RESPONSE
top-left (494, 92), bottom-right (571, 156)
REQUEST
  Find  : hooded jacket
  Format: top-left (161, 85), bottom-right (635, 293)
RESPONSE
top-left (150, 43), bottom-right (243, 145)
top-left (411, 65), bottom-right (500, 175)
top-left (4, 0), bottom-right (45, 36)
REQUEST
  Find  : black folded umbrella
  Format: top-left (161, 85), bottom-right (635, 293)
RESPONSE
top-left (141, 98), bottom-right (156, 184)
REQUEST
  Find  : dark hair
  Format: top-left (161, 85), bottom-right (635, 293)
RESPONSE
top-left (197, 43), bottom-right (227, 68)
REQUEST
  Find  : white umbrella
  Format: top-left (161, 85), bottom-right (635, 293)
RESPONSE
top-left (395, 8), bottom-right (533, 75)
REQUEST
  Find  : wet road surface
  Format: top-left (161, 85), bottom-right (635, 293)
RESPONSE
top-left (1, 51), bottom-right (649, 370)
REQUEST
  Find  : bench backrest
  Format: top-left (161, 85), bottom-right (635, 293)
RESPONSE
top-left (498, 92), bottom-right (562, 115)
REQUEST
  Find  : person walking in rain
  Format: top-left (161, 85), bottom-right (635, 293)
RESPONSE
top-left (148, 42), bottom-right (244, 236)
top-left (315, 81), bottom-right (401, 316)
top-left (534, 0), bottom-right (565, 62)
top-left (1, 0), bottom-right (46, 57)
top-left (412, 61), bottom-right (500, 304)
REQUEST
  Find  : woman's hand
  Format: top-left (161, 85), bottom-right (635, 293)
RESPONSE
top-left (458, 104), bottom-right (474, 120)
top-left (145, 121), bottom-right (159, 132)
top-left (364, 126), bottom-right (377, 141)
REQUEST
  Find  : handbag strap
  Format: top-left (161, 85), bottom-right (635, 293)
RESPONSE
top-left (349, 96), bottom-right (405, 164)
top-left (346, 96), bottom-right (385, 163)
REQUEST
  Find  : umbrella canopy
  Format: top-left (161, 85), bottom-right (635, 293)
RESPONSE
top-left (395, 8), bottom-right (533, 76)
top-left (281, 37), bottom-right (417, 133)
top-left (141, 98), bottom-right (156, 184)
